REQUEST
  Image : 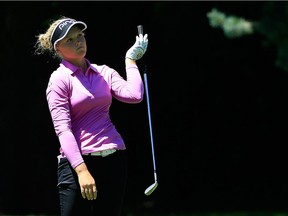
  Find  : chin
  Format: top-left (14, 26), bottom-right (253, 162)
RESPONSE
top-left (77, 50), bottom-right (87, 56)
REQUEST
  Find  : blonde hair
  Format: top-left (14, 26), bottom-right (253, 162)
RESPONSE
top-left (34, 16), bottom-right (67, 59)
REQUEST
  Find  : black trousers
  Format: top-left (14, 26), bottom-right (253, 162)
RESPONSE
top-left (57, 150), bottom-right (127, 216)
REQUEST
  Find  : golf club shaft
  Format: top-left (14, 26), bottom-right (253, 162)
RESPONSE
top-left (137, 25), bottom-right (157, 183)
top-left (143, 72), bottom-right (157, 182)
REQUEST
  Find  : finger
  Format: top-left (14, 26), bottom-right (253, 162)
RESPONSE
top-left (81, 189), bottom-right (86, 199)
top-left (86, 188), bottom-right (94, 200)
top-left (93, 188), bottom-right (98, 200)
top-left (136, 37), bottom-right (142, 47)
top-left (144, 34), bottom-right (148, 42)
top-left (93, 185), bottom-right (97, 200)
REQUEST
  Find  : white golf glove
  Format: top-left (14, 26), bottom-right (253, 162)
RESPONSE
top-left (125, 33), bottom-right (148, 61)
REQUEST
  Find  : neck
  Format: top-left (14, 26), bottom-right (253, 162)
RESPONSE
top-left (66, 58), bottom-right (87, 72)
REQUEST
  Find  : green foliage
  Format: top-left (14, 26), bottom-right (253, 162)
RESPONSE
top-left (207, 8), bottom-right (254, 38)
top-left (207, 3), bottom-right (288, 72)
top-left (207, 8), bottom-right (226, 28)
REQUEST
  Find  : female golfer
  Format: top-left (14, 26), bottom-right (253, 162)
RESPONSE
top-left (34, 16), bottom-right (148, 216)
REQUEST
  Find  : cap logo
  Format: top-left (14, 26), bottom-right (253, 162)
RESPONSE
top-left (58, 19), bottom-right (75, 30)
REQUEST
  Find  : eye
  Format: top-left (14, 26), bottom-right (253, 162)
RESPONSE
top-left (78, 33), bottom-right (85, 39)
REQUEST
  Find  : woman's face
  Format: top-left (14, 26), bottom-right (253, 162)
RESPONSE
top-left (56, 26), bottom-right (87, 61)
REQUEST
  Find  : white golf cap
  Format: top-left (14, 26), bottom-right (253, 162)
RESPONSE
top-left (50, 18), bottom-right (87, 51)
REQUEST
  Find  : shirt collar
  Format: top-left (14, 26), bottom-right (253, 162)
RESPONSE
top-left (61, 59), bottom-right (98, 74)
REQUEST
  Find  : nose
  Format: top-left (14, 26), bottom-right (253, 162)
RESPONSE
top-left (76, 40), bottom-right (81, 46)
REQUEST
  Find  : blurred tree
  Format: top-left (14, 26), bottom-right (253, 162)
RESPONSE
top-left (207, 2), bottom-right (288, 72)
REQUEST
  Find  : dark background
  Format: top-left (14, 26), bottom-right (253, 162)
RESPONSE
top-left (1, 1), bottom-right (288, 215)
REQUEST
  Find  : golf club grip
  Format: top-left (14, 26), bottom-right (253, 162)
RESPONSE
top-left (137, 25), bottom-right (143, 35)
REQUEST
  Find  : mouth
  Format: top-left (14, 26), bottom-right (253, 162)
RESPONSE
top-left (77, 46), bottom-right (85, 51)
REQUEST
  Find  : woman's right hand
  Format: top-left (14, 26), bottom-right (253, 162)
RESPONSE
top-left (75, 163), bottom-right (97, 200)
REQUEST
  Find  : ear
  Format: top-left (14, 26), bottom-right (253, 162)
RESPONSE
top-left (55, 43), bottom-right (61, 52)
top-left (55, 49), bottom-right (63, 59)
top-left (55, 47), bottom-right (59, 52)
top-left (55, 47), bottom-right (62, 55)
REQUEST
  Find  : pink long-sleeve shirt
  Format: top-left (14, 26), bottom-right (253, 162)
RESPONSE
top-left (46, 59), bottom-right (144, 168)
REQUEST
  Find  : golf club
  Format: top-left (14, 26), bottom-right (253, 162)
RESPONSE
top-left (137, 25), bottom-right (158, 196)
